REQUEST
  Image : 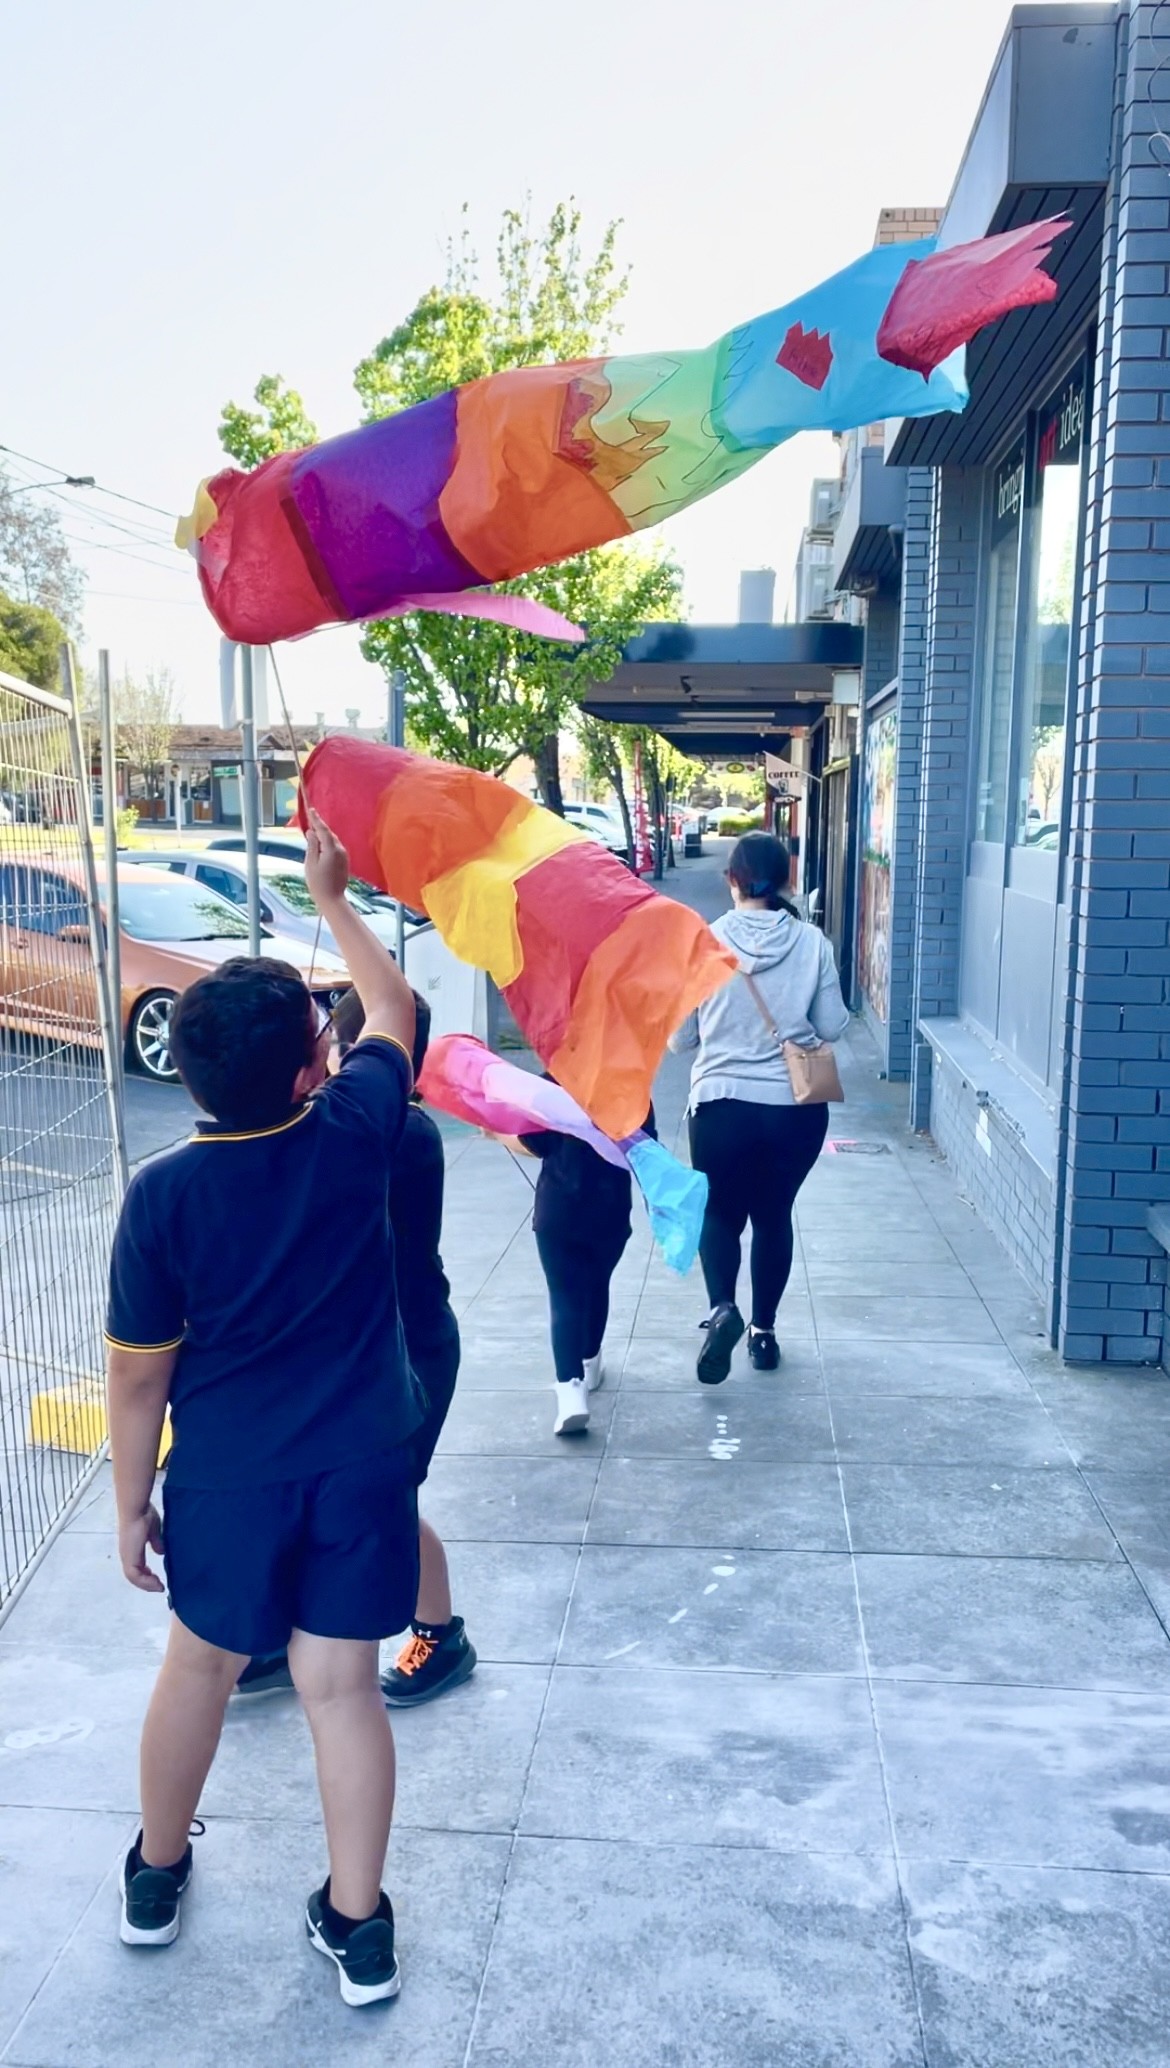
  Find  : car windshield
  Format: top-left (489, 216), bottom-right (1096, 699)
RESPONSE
top-left (264, 870), bottom-right (376, 918)
top-left (117, 876), bottom-right (250, 942)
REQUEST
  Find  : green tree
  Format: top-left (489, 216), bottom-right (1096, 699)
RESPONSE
top-left (218, 375), bottom-right (318, 470)
top-left (219, 201), bottom-right (682, 806)
top-left (577, 716), bottom-right (702, 877)
top-left (118, 665), bottom-right (180, 814)
top-left (0, 592), bottom-right (67, 692)
top-left (0, 468), bottom-right (84, 630)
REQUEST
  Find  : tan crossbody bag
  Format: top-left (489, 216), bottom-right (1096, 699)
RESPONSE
top-left (741, 971), bottom-right (845, 1105)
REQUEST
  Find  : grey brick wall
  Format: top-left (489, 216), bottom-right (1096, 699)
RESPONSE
top-left (886, 468), bottom-right (933, 1082)
top-left (863, 590), bottom-right (899, 702)
top-left (912, 466), bottom-right (981, 1026)
top-left (928, 1052), bottom-right (1055, 1301)
top-left (1056, 1), bottom-right (1170, 1364)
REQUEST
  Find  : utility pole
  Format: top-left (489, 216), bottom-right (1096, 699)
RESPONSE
top-left (98, 650), bottom-right (123, 1101)
top-left (240, 647), bottom-right (262, 957)
top-left (388, 668), bottom-right (406, 971)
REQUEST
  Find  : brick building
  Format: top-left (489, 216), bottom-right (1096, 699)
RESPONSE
top-left (827, 1), bottom-right (1170, 1364)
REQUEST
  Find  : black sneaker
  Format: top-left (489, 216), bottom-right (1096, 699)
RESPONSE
top-left (697, 1302), bottom-right (745, 1385)
top-left (234, 1650), bottom-right (293, 1698)
top-left (119, 1834), bottom-right (194, 1947)
top-left (748, 1328), bottom-right (781, 1371)
top-left (381, 1618), bottom-right (477, 1708)
top-left (306, 1884), bottom-right (400, 2006)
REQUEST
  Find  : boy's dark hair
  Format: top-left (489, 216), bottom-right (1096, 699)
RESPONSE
top-left (727, 832), bottom-right (799, 917)
top-left (169, 958), bottom-right (318, 1129)
top-left (333, 982), bottom-right (431, 1081)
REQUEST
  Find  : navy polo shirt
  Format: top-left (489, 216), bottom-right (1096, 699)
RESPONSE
top-left (106, 1035), bottom-right (426, 1490)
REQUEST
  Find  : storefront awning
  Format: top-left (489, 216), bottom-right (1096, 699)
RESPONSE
top-left (583, 621), bottom-right (864, 755)
top-left (888, 4), bottom-right (1117, 468)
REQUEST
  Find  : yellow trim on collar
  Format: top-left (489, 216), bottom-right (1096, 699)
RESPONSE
top-left (190, 1105), bottom-right (312, 1145)
top-left (351, 1032), bottom-right (415, 1091)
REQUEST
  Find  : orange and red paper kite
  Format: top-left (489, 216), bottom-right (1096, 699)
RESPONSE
top-left (297, 735), bottom-right (735, 1139)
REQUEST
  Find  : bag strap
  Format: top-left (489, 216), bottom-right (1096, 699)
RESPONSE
top-left (741, 970), bottom-right (782, 1049)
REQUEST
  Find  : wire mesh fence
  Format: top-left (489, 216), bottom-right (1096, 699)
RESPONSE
top-left (0, 669), bottom-right (125, 1611)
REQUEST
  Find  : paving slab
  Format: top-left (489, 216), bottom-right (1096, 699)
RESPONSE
top-left (904, 1859), bottom-right (1170, 2068)
top-left (855, 1552), bottom-right (1170, 1691)
top-left (466, 1838), bottom-right (923, 2068)
top-left (874, 1679), bottom-right (1170, 1871)
top-left (521, 1665), bottom-right (892, 1854)
top-left (560, 1545), bottom-right (863, 1674)
top-left (587, 1457), bottom-right (848, 1551)
top-left (840, 1465), bottom-right (1121, 1560)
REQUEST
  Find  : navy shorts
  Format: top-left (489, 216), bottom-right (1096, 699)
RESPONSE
top-left (412, 1330), bottom-right (460, 1484)
top-left (162, 1449), bottom-right (420, 1656)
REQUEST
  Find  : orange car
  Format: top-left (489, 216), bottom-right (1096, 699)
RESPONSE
top-left (0, 854), bottom-right (351, 1081)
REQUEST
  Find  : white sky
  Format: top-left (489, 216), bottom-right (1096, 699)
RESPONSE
top-left (3, 0), bottom-right (1027, 726)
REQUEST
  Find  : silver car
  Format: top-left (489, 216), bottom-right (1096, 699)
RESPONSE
top-left (124, 851), bottom-right (414, 959)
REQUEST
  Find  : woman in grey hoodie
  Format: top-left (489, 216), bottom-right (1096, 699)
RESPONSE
top-left (669, 832), bottom-right (848, 1384)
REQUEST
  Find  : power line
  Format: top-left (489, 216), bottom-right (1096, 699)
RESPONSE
top-left (86, 590), bottom-right (202, 606)
top-left (58, 529), bottom-right (192, 576)
top-left (0, 441), bottom-right (178, 521)
top-left (40, 484), bottom-right (174, 548)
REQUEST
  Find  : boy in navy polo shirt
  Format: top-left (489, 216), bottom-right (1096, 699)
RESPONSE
top-left (236, 982), bottom-right (477, 1707)
top-left (106, 809), bottom-right (420, 2007)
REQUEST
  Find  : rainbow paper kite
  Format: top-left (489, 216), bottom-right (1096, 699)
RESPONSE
top-left (418, 1035), bottom-right (707, 1273)
top-left (182, 219), bottom-right (1068, 644)
top-left (297, 735), bottom-right (736, 1141)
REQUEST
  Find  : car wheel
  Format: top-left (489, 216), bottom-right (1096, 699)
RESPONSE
top-left (128, 990), bottom-right (180, 1081)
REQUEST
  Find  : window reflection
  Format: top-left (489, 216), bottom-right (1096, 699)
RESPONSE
top-left (1016, 369), bottom-right (1085, 848)
top-left (975, 443), bottom-right (1023, 842)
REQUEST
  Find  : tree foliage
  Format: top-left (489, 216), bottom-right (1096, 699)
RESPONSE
top-left (218, 201), bottom-right (680, 803)
top-left (0, 592), bottom-right (68, 692)
top-left (218, 375), bottom-right (318, 470)
top-left (117, 666), bottom-right (180, 804)
top-left (0, 468), bottom-right (84, 630)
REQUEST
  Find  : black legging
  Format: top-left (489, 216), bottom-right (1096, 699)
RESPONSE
top-left (535, 1230), bottom-right (624, 1383)
top-left (688, 1099), bottom-right (828, 1330)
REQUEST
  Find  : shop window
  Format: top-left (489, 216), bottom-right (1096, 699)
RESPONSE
top-left (974, 440), bottom-right (1023, 843)
top-left (1014, 362), bottom-right (1086, 850)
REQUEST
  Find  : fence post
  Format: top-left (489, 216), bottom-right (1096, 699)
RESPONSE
top-left (97, 651), bottom-right (124, 1107)
top-left (59, 643), bottom-right (129, 1187)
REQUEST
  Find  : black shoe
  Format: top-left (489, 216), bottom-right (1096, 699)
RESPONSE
top-left (235, 1650), bottom-right (293, 1698)
top-left (381, 1617), bottom-right (477, 1708)
top-left (119, 1834), bottom-right (194, 1947)
top-left (306, 1883), bottom-right (400, 2006)
top-left (748, 1328), bottom-right (781, 1371)
top-left (697, 1302), bottom-right (745, 1385)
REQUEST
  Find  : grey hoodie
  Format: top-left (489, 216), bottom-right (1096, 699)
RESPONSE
top-left (669, 907), bottom-right (850, 1110)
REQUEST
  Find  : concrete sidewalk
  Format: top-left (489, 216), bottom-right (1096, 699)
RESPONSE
top-left (4, 850), bottom-right (1170, 2065)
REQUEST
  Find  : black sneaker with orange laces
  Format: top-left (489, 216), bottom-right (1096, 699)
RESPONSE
top-left (380, 1617), bottom-right (477, 1708)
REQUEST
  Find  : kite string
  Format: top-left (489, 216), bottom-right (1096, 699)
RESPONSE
top-left (266, 644), bottom-right (323, 992)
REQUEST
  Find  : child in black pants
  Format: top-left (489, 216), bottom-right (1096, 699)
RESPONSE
top-left (238, 985), bottom-right (476, 1708)
top-left (519, 1087), bottom-right (655, 1436)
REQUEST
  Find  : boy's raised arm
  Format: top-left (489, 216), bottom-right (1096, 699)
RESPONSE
top-left (303, 806), bottom-right (415, 1062)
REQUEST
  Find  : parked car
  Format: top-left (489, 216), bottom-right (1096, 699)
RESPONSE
top-left (124, 849), bottom-right (481, 1047)
top-left (124, 849), bottom-right (429, 961)
top-left (0, 857), bottom-right (350, 1083)
top-left (0, 789), bottom-right (43, 824)
top-left (206, 832), bottom-right (418, 918)
top-left (563, 802), bottom-right (629, 858)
